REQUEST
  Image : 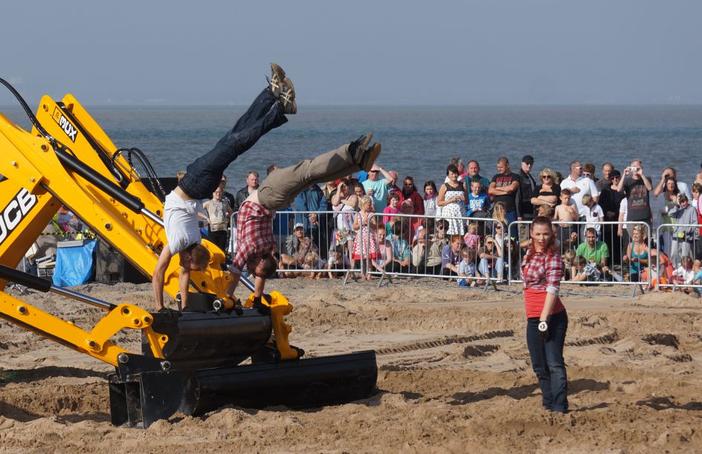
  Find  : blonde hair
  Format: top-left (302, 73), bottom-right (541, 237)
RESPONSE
top-left (539, 167), bottom-right (559, 184)
top-left (360, 195), bottom-right (373, 210)
top-left (492, 202), bottom-right (507, 225)
top-left (304, 251), bottom-right (320, 266)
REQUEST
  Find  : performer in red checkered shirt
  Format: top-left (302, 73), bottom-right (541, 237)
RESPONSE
top-left (229, 133), bottom-right (381, 304)
top-left (521, 216), bottom-right (569, 413)
top-left (153, 63), bottom-right (296, 311)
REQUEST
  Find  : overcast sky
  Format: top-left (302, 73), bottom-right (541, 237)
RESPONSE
top-left (2, 0), bottom-right (701, 105)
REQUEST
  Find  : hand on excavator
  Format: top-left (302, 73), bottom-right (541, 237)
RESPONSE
top-left (253, 294), bottom-right (272, 315)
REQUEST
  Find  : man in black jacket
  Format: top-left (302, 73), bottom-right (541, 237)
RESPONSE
top-left (518, 154), bottom-right (537, 221)
top-left (233, 171), bottom-right (259, 212)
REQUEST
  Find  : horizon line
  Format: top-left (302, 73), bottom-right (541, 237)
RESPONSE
top-left (3, 102), bottom-right (702, 109)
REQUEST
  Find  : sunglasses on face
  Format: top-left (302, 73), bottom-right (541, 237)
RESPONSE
top-left (541, 175), bottom-right (551, 179)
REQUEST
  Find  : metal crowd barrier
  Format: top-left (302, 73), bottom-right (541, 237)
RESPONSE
top-left (230, 210), bottom-right (362, 277)
top-left (366, 212), bottom-right (502, 286)
top-left (507, 220), bottom-right (652, 288)
top-left (655, 223), bottom-right (702, 293)
top-left (226, 208), bottom-right (702, 294)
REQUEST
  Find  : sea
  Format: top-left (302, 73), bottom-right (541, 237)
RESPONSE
top-left (3, 104), bottom-right (702, 210)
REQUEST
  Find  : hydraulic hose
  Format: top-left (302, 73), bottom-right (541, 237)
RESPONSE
top-left (0, 77), bottom-right (164, 226)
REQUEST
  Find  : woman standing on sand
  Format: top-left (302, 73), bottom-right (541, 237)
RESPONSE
top-left (521, 216), bottom-right (568, 414)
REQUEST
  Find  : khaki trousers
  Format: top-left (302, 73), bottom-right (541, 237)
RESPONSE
top-left (258, 143), bottom-right (361, 210)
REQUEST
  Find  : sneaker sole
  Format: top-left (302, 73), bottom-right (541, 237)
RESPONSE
top-left (362, 143), bottom-right (382, 172)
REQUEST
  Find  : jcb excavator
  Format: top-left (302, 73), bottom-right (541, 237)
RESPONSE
top-left (0, 78), bottom-right (377, 427)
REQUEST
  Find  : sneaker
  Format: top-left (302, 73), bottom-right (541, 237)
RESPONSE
top-left (279, 77), bottom-right (297, 114)
top-left (360, 143), bottom-right (382, 172)
top-left (349, 133), bottom-right (381, 171)
top-left (269, 63), bottom-right (286, 97)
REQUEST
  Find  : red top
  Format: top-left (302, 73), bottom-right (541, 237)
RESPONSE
top-left (233, 201), bottom-right (275, 270)
top-left (521, 249), bottom-right (565, 318)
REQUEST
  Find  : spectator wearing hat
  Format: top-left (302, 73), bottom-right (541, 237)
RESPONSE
top-left (279, 222), bottom-right (319, 276)
top-left (518, 154), bottom-right (538, 222)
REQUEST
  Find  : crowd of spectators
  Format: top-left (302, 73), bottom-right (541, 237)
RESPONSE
top-left (203, 155), bottom-right (702, 292)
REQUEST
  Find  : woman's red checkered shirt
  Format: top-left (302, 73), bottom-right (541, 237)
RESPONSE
top-left (520, 249), bottom-right (563, 293)
top-left (233, 201), bottom-right (275, 270)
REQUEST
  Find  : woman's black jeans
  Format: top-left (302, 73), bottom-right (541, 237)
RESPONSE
top-left (179, 87), bottom-right (287, 200)
top-left (526, 310), bottom-right (568, 413)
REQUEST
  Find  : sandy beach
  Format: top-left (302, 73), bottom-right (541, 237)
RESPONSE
top-left (1, 279), bottom-right (701, 453)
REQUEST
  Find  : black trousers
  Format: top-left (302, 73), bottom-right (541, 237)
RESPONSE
top-left (178, 88), bottom-right (287, 200)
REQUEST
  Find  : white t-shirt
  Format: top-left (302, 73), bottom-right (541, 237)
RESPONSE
top-left (164, 191), bottom-right (202, 254)
top-left (579, 203), bottom-right (604, 233)
top-left (560, 175), bottom-right (599, 212)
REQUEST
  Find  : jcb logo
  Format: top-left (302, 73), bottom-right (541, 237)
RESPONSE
top-left (51, 107), bottom-right (78, 142)
top-left (0, 189), bottom-right (37, 245)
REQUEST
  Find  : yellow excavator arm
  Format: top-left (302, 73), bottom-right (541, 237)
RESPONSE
top-left (0, 79), bottom-right (377, 427)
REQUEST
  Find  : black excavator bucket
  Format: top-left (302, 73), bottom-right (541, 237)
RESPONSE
top-left (110, 299), bottom-right (378, 427)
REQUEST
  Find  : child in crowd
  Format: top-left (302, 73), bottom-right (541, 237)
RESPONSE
top-left (425, 219), bottom-right (448, 275)
top-left (383, 193), bottom-right (401, 228)
top-left (352, 196), bottom-right (379, 281)
top-left (466, 179), bottom-right (490, 218)
top-left (327, 246), bottom-right (349, 279)
top-left (492, 202), bottom-right (507, 227)
top-left (672, 255), bottom-right (695, 286)
top-left (423, 181), bottom-right (438, 217)
top-left (389, 221), bottom-right (412, 273)
top-left (692, 260), bottom-right (702, 296)
top-left (571, 255), bottom-right (602, 282)
top-left (554, 188), bottom-right (579, 244)
top-left (411, 225), bottom-right (430, 273)
top-left (463, 222), bottom-right (480, 250)
top-left (373, 224), bottom-right (393, 273)
top-left (562, 249), bottom-right (576, 280)
top-left (457, 246), bottom-right (477, 287)
top-left (579, 194), bottom-right (604, 237)
top-left (537, 204), bottom-right (555, 219)
top-left (302, 251), bottom-right (323, 279)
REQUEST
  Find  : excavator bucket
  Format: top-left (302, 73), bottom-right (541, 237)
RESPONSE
top-left (110, 298), bottom-right (378, 427)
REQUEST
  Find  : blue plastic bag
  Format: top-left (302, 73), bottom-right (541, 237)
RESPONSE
top-left (52, 240), bottom-right (97, 287)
